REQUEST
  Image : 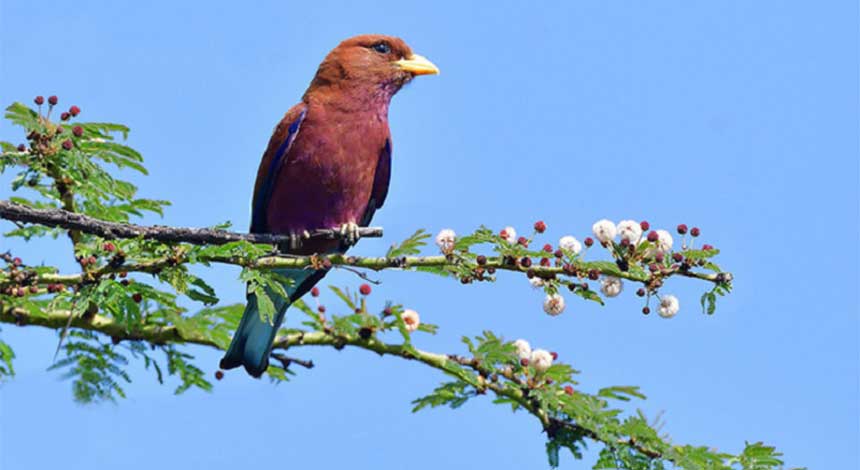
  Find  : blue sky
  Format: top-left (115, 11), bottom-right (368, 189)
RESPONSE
top-left (1, 1), bottom-right (857, 469)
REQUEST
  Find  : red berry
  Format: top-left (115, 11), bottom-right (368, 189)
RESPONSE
top-left (564, 385), bottom-right (574, 395)
top-left (16, 144), bottom-right (26, 152)
top-left (703, 244), bottom-right (714, 251)
top-left (655, 252), bottom-right (665, 263)
top-left (119, 271), bottom-right (127, 278)
top-left (72, 126), bottom-right (83, 137)
top-left (640, 221), bottom-right (650, 231)
top-left (534, 221), bottom-right (547, 233)
top-left (87, 255), bottom-right (97, 265)
top-left (520, 257), bottom-right (532, 268)
top-left (542, 243), bottom-right (553, 253)
top-left (554, 249), bottom-right (563, 258)
top-left (642, 306), bottom-right (650, 315)
top-left (317, 305), bottom-right (326, 313)
top-left (476, 255), bottom-right (487, 265)
top-left (649, 264), bottom-right (659, 272)
top-left (672, 253), bottom-right (683, 262)
top-left (311, 287), bottom-right (320, 297)
top-left (677, 224), bottom-right (688, 235)
top-left (34, 96), bottom-right (44, 105)
top-left (517, 236), bottom-right (529, 247)
top-left (16, 288), bottom-right (25, 297)
top-left (29, 285), bottom-right (38, 293)
top-left (103, 242), bottom-right (115, 252)
top-left (584, 237), bottom-right (594, 247)
top-left (587, 269), bottom-right (599, 280)
top-left (550, 351), bottom-right (558, 360)
top-left (539, 257), bottom-right (551, 267)
top-left (60, 112), bottom-right (70, 121)
top-left (647, 231), bottom-right (659, 242)
top-left (132, 293), bottom-right (143, 303)
top-left (636, 288), bottom-right (646, 297)
top-left (215, 370), bottom-right (224, 380)
top-left (520, 358), bottom-right (529, 367)
top-left (48, 95), bottom-right (58, 105)
top-left (691, 227), bottom-right (701, 237)
top-left (69, 105), bottom-right (80, 116)
top-left (359, 283), bottom-right (372, 296)
top-left (12, 257), bottom-right (21, 266)
top-left (499, 229), bottom-right (509, 239)
top-left (62, 139), bottom-right (73, 150)
top-left (620, 238), bottom-right (630, 247)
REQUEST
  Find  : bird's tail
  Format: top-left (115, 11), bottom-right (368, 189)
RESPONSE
top-left (219, 269), bottom-right (319, 377)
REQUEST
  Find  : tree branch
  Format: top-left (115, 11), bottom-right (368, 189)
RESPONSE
top-left (0, 200), bottom-right (382, 245)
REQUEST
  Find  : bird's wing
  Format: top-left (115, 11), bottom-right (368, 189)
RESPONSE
top-left (250, 104), bottom-right (308, 233)
top-left (359, 138), bottom-right (392, 227)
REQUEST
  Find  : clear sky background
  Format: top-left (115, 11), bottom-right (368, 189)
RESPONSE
top-left (0, 1), bottom-right (857, 469)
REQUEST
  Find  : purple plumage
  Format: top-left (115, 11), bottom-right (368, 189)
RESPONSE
top-left (220, 35), bottom-right (438, 377)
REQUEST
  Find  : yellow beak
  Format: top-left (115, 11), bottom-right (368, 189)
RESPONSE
top-left (394, 54), bottom-right (440, 76)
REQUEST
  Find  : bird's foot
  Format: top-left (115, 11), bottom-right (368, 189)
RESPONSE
top-left (339, 222), bottom-right (360, 246)
top-left (275, 231), bottom-right (311, 253)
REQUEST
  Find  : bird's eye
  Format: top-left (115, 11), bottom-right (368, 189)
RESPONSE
top-left (371, 42), bottom-right (391, 54)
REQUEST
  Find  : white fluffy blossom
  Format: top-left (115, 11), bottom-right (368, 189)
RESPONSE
top-left (530, 349), bottom-right (554, 373)
top-left (600, 277), bottom-right (623, 297)
top-left (616, 220), bottom-right (642, 244)
top-left (529, 277), bottom-right (545, 289)
top-left (501, 226), bottom-right (517, 244)
top-left (658, 295), bottom-right (680, 319)
top-left (543, 293), bottom-right (566, 316)
top-left (435, 228), bottom-right (456, 254)
top-left (642, 229), bottom-right (674, 257)
top-left (558, 235), bottom-right (582, 255)
top-left (401, 309), bottom-right (421, 332)
top-left (513, 339), bottom-right (532, 360)
top-left (592, 219), bottom-right (617, 243)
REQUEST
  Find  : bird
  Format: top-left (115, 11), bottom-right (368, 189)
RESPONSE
top-left (219, 35), bottom-right (439, 377)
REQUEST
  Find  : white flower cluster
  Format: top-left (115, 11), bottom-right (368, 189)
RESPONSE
top-left (401, 309), bottom-right (420, 332)
top-left (591, 219), bottom-right (617, 243)
top-left (616, 220), bottom-right (642, 244)
top-left (501, 226), bottom-right (517, 244)
top-left (512, 339), bottom-right (554, 373)
top-left (435, 228), bottom-right (456, 254)
top-left (558, 235), bottom-right (582, 254)
top-left (600, 277), bottom-right (623, 297)
top-left (658, 295), bottom-right (680, 318)
top-left (543, 293), bottom-right (566, 315)
top-left (642, 229), bottom-right (673, 257)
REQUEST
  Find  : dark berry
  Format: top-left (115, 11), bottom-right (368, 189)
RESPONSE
top-left (119, 271), bottom-right (127, 278)
top-left (72, 126), bottom-right (83, 137)
top-left (382, 307), bottom-right (393, 316)
top-left (649, 264), bottom-right (659, 273)
top-left (69, 105), bottom-right (80, 116)
top-left (642, 306), bottom-right (650, 315)
top-left (542, 243), bottom-right (553, 253)
top-left (691, 227), bottom-right (700, 237)
top-left (550, 351), bottom-right (558, 360)
top-left (647, 231), bottom-right (659, 242)
top-left (132, 293), bottom-right (143, 303)
top-left (517, 236), bottom-right (529, 247)
top-left (60, 112), bottom-right (70, 121)
top-left (584, 237), bottom-right (594, 247)
top-left (640, 221), bottom-right (650, 231)
top-left (520, 358), bottom-right (529, 367)
top-left (702, 244), bottom-right (714, 251)
top-left (615, 259), bottom-right (629, 272)
top-left (540, 257), bottom-right (550, 267)
top-left (636, 288), bottom-right (646, 297)
top-left (311, 287), bottom-right (320, 297)
top-left (487, 267), bottom-right (496, 274)
top-left (215, 370), bottom-right (224, 380)
top-left (655, 252), bottom-right (665, 263)
top-left (620, 238), bottom-right (630, 247)
top-left (317, 305), bottom-right (326, 313)
top-left (48, 95), bottom-right (58, 105)
top-left (359, 283), bottom-right (371, 296)
top-left (34, 96), bottom-right (44, 105)
top-left (562, 263), bottom-right (575, 275)
top-left (672, 253), bottom-right (683, 262)
top-left (554, 249), bottom-right (563, 258)
top-left (526, 269), bottom-right (535, 279)
top-left (520, 257), bottom-right (532, 268)
top-left (476, 255), bottom-right (487, 265)
top-left (545, 378), bottom-right (554, 385)
top-left (62, 139), bottom-right (73, 150)
top-left (587, 269), bottom-right (599, 280)
top-left (12, 257), bottom-right (21, 266)
top-left (534, 220), bottom-right (547, 233)
top-left (16, 144), bottom-right (25, 152)
top-left (676, 224), bottom-right (688, 235)
top-left (358, 327), bottom-right (373, 339)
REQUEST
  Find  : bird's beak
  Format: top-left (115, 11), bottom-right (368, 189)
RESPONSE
top-left (394, 54), bottom-right (440, 76)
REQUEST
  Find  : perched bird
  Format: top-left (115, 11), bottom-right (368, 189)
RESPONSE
top-left (220, 35), bottom-right (439, 377)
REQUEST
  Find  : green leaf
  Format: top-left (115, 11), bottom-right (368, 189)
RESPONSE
top-left (387, 229), bottom-right (430, 258)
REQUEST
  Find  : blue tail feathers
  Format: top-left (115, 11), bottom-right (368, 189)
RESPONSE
top-left (219, 269), bottom-right (317, 377)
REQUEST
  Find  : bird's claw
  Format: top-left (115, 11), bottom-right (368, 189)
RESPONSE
top-left (339, 222), bottom-right (360, 246)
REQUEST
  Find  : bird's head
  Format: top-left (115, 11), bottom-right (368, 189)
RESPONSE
top-left (305, 34), bottom-right (439, 106)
